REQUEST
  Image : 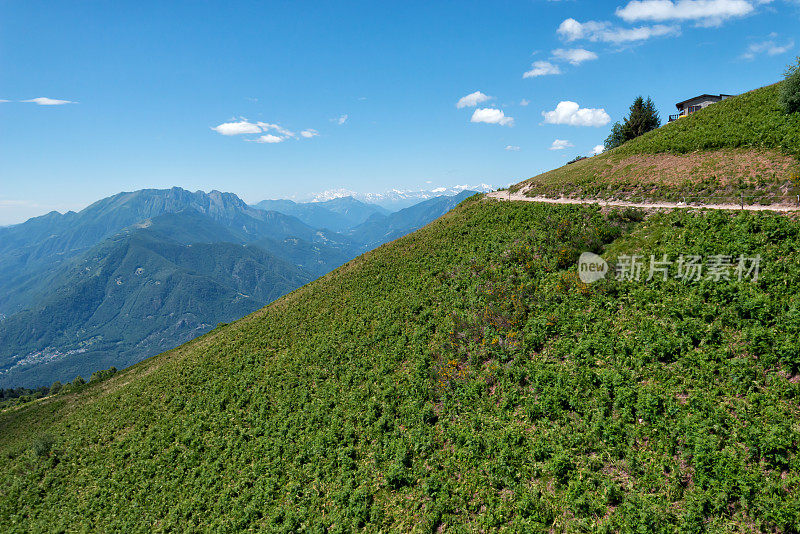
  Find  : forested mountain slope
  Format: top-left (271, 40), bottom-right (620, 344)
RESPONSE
top-left (0, 209), bottom-right (314, 388)
top-left (253, 196), bottom-right (389, 232)
top-left (348, 190), bottom-right (476, 249)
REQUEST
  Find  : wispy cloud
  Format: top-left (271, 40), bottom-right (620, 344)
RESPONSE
top-left (557, 18), bottom-right (680, 43)
top-left (552, 48), bottom-right (599, 65)
top-left (519, 99), bottom-right (530, 106)
top-left (252, 134), bottom-right (284, 144)
top-left (470, 108), bottom-right (515, 126)
top-left (21, 97), bottom-right (76, 105)
top-left (549, 139), bottom-right (574, 150)
top-left (456, 91), bottom-right (493, 108)
top-left (212, 118), bottom-right (318, 143)
top-left (542, 101), bottom-right (611, 127)
top-left (257, 122), bottom-right (297, 139)
top-left (332, 114), bottom-right (348, 125)
top-left (523, 60), bottom-right (562, 78)
top-left (505, 145), bottom-right (521, 151)
top-left (616, 0), bottom-right (754, 27)
top-left (525, 47), bottom-right (599, 79)
top-left (741, 33), bottom-right (794, 59)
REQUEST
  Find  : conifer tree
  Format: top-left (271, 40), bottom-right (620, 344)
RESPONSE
top-left (604, 96), bottom-right (661, 150)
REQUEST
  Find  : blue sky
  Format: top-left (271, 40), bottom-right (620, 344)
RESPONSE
top-left (1, 0), bottom-right (798, 224)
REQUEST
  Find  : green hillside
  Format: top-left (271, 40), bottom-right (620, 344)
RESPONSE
top-left (515, 82), bottom-right (800, 204)
top-left (2, 196), bottom-right (800, 531)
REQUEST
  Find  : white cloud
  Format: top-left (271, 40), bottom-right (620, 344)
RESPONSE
top-left (592, 144), bottom-right (606, 155)
top-left (520, 99), bottom-right (530, 106)
top-left (542, 101), bottom-right (611, 127)
top-left (523, 61), bottom-right (562, 78)
top-left (557, 17), bottom-right (680, 43)
top-left (549, 139), bottom-right (574, 150)
top-left (456, 91), bottom-right (493, 108)
top-left (741, 35), bottom-right (794, 59)
top-left (557, 18), bottom-right (595, 41)
top-left (552, 48), bottom-right (599, 65)
top-left (21, 97), bottom-right (76, 105)
top-left (616, 0), bottom-right (754, 26)
top-left (505, 145), bottom-right (521, 151)
top-left (606, 24), bottom-right (681, 41)
top-left (332, 114), bottom-right (348, 125)
top-left (212, 119), bottom-right (318, 143)
top-left (257, 122), bottom-right (297, 138)
top-left (253, 134), bottom-right (284, 144)
top-left (0, 99), bottom-right (9, 103)
top-left (470, 108), bottom-right (515, 126)
top-left (211, 120), bottom-right (262, 135)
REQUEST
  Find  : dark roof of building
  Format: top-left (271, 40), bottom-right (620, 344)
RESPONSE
top-left (675, 94), bottom-right (733, 109)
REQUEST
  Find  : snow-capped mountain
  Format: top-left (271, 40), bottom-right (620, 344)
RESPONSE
top-left (306, 184), bottom-right (495, 210)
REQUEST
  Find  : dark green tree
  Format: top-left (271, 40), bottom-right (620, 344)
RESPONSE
top-left (604, 96), bottom-right (661, 150)
top-left (780, 57), bottom-right (800, 114)
top-left (604, 122), bottom-right (627, 151)
top-left (91, 367), bottom-right (117, 382)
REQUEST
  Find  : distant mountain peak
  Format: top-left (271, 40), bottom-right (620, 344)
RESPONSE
top-left (307, 184), bottom-right (494, 209)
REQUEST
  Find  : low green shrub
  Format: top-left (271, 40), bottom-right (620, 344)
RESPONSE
top-left (31, 434), bottom-right (54, 458)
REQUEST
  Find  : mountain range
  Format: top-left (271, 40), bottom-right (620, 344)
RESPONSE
top-left (0, 187), bottom-right (475, 387)
top-left (303, 184), bottom-right (495, 210)
top-left (252, 196), bottom-right (390, 233)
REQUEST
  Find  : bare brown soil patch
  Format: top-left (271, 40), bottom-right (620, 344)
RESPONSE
top-left (516, 148), bottom-right (800, 203)
top-left (598, 150), bottom-right (797, 187)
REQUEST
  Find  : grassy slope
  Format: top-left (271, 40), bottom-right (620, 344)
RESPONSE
top-left (2, 196), bottom-right (800, 532)
top-left (515, 82), bottom-right (800, 203)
